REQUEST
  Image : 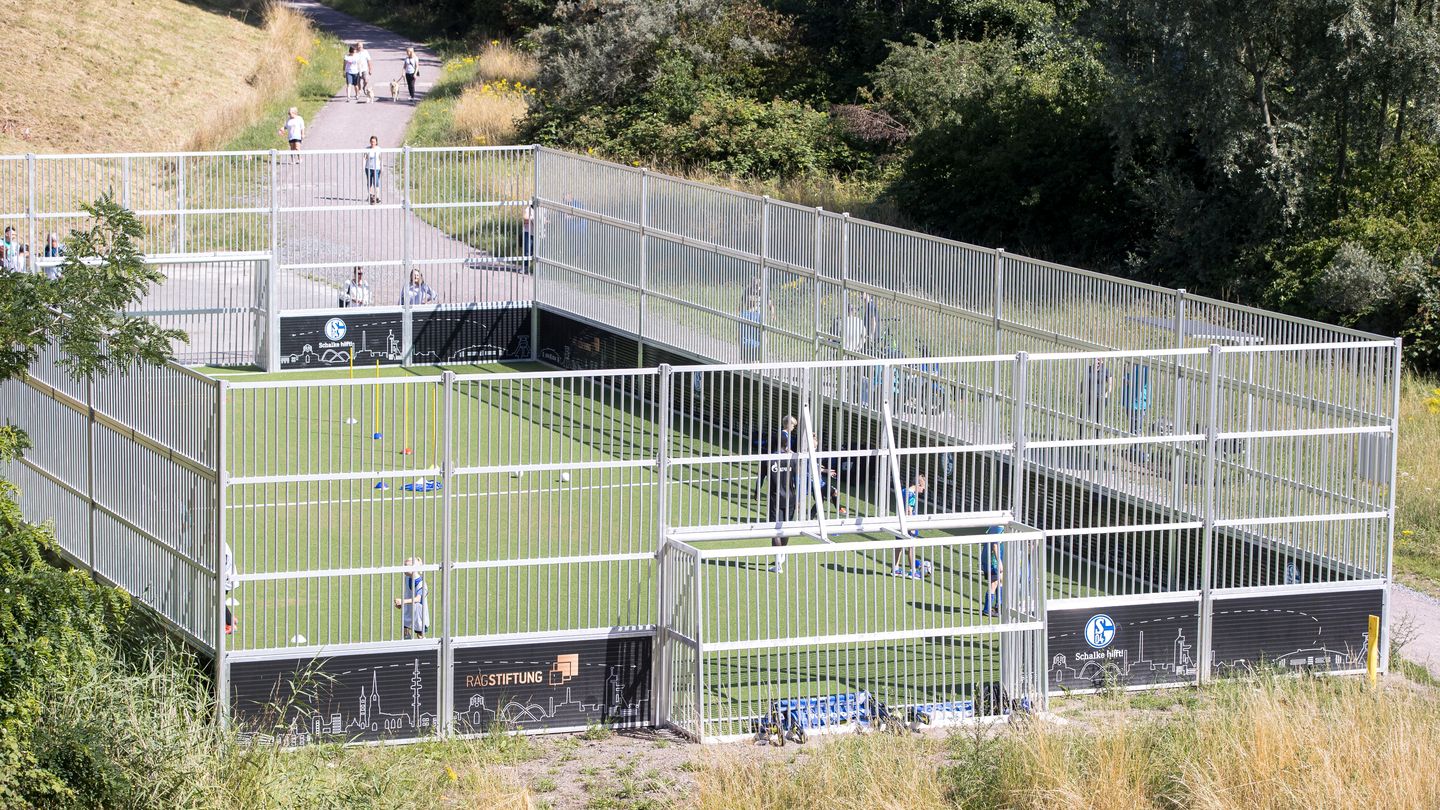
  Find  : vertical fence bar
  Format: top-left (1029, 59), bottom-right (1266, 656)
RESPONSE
top-left (1199, 344), bottom-right (1222, 683)
top-left (177, 155), bottom-right (187, 254)
top-left (1011, 352), bottom-right (1029, 524)
top-left (1381, 336), bottom-right (1403, 672)
top-left (440, 371), bottom-right (454, 735)
top-left (266, 151), bottom-right (279, 372)
top-left (812, 208), bottom-right (823, 361)
top-left (653, 364), bottom-right (671, 727)
top-left (214, 379), bottom-right (229, 728)
top-left (639, 170), bottom-right (649, 365)
top-left (25, 153), bottom-right (36, 274)
top-left (403, 146), bottom-right (413, 281)
top-left (530, 146), bottom-right (541, 360)
top-left (85, 376), bottom-right (97, 578)
top-left (759, 197), bottom-right (771, 363)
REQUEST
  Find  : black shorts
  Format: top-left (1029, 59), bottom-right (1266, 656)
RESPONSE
top-left (768, 494), bottom-right (794, 524)
top-left (288, 139), bottom-right (302, 146)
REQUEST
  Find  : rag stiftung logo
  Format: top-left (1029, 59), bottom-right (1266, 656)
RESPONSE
top-left (1084, 614), bottom-right (1117, 649)
top-left (324, 317), bottom-right (347, 342)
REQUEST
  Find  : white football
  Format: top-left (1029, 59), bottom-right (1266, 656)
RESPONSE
top-left (560, 472), bottom-right (571, 483)
top-left (511, 470), bottom-right (523, 478)
top-left (290, 634), bottom-right (308, 645)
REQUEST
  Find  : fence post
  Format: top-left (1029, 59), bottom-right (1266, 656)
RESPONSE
top-left (25, 153), bottom-right (36, 274)
top-left (122, 155), bottom-right (131, 210)
top-left (84, 376), bottom-right (97, 579)
top-left (759, 196), bottom-right (771, 363)
top-left (638, 169), bottom-right (649, 364)
top-left (812, 208), bottom-right (824, 362)
top-left (214, 379), bottom-right (229, 729)
top-left (1381, 336), bottom-right (1403, 673)
top-left (839, 213), bottom-right (850, 353)
top-left (653, 364), bottom-right (671, 729)
top-left (266, 151), bottom-right (279, 370)
top-left (1198, 343), bottom-right (1222, 684)
top-left (402, 145), bottom-right (413, 283)
top-left (439, 371), bottom-right (455, 736)
top-left (177, 155), bottom-right (187, 254)
top-left (1166, 290), bottom-right (1189, 591)
top-left (1011, 352), bottom-right (1029, 524)
top-left (529, 145), bottom-right (541, 359)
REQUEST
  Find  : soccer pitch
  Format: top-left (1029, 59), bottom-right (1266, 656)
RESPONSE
top-left (208, 361), bottom-right (1097, 725)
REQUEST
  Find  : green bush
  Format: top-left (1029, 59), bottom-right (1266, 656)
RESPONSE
top-left (0, 480), bottom-right (132, 807)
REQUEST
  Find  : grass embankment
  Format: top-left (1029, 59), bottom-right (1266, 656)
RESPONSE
top-left (205, 11), bottom-right (345, 152)
top-left (408, 42), bottom-right (538, 148)
top-left (1394, 373), bottom-right (1440, 593)
top-left (44, 653), bottom-right (1440, 809)
top-left (0, 1), bottom-right (327, 153)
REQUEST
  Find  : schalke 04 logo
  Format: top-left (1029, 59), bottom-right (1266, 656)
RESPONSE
top-left (1084, 614), bottom-right (1117, 649)
top-left (324, 317), bottom-right (348, 342)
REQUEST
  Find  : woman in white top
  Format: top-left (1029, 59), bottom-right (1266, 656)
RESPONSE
top-left (278, 107), bottom-right (305, 164)
top-left (402, 47), bottom-right (420, 102)
top-left (341, 266), bottom-right (371, 307)
top-left (343, 43), bottom-right (362, 101)
top-left (364, 135), bottom-right (382, 204)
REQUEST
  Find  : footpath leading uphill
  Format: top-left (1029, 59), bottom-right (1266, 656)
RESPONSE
top-left (277, 0), bottom-right (528, 306)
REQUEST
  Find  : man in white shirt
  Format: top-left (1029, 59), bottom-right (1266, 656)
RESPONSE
top-left (356, 41), bottom-right (373, 101)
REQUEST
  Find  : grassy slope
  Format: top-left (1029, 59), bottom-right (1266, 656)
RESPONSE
top-left (1394, 374), bottom-right (1440, 593)
top-left (2, 0), bottom-right (275, 152)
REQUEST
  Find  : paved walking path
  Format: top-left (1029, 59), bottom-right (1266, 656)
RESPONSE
top-left (275, 0), bottom-right (529, 307)
top-left (1389, 583), bottom-right (1440, 678)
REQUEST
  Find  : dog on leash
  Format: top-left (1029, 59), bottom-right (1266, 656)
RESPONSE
top-left (389, 78), bottom-right (401, 101)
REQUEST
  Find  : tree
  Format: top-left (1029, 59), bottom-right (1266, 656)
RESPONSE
top-left (0, 196), bottom-right (180, 461)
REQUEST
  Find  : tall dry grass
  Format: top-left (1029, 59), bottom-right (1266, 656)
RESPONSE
top-left (698, 732), bottom-right (955, 810)
top-left (185, 2), bottom-right (316, 150)
top-left (449, 42), bottom-right (539, 146)
top-left (695, 676), bottom-right (1440, 809)
top-left (475, 40), bottom-right (539, 85)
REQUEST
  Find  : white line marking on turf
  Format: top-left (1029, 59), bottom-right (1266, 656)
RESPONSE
top-left (225, 473), bottom-right (755, 509)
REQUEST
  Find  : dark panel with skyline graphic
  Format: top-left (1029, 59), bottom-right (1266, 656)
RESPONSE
top-left (1211, 589), bottom-right (1381, 675)
top-left (279, 305), bottom-right (530, 369)
top-left (229, 650), bottom-right (439, 744)
top-left (451, 636), bottom-right (651, 733)
top-left (1048, 601), bottom-right (1200, 690)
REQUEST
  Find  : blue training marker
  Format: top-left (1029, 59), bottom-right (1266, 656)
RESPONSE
top-left (373, 432), bottom-right (383, 440)
top-left (374, 481), bottom-right (389, 490)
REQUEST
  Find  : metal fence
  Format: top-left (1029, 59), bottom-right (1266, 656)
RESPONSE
top-left (0, 144), bottom-right (1402, 741)
top-left (0, 341), bottom-right (222, 650)
top-left (2, 147), bottom-right (536, 368)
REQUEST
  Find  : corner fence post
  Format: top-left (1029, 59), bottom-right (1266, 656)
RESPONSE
top-left (653, 364), bottom-right (672, 729)
top-left (267, 151), bottom-right (279, 370)
top-left (1198, 343), bottom-right (1222, 684)
top-left (1381, 336), bottom-right (1403, 673)
top-left (529, 145), bottom-right (541, 359)
top-left (440, 371), bottom-right (455, 736)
